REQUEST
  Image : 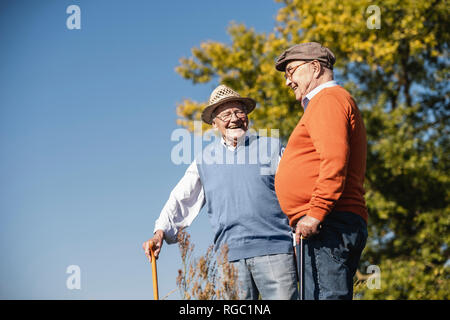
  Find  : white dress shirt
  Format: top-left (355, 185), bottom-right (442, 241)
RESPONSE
top-left (302, 80), bottom-right (338, 109)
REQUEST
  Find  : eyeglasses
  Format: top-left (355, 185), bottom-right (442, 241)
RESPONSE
top-left (284, 61), bottom-right (311, 80)
top-left (215, 110), bottom-right (247, 122)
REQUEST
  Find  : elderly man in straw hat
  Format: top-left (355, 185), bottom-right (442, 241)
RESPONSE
top-left (274, 42), bottom-right (368, 299)
top-left (143, 85), bottom-right (298, 300)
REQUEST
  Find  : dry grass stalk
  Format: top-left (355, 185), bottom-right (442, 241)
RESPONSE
top-left (176, 229), bottom-right (240, 300)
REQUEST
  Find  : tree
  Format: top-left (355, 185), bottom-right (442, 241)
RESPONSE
top-left (175, 0), bottom-right (449, 299)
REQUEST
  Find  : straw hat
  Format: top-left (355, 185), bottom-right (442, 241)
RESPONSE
top-left (201, 85), bottom-right (256, 124)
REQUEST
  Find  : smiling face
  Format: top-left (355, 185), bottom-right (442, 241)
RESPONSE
top-left (285, 60), bottom-right (316, 104)
top-left (211, 101), bottom-right (248, 146)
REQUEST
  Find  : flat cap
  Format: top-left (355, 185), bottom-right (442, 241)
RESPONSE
top-left (275, 42), bottom-right (336, 71)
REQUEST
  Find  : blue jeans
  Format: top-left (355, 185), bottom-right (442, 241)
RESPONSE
top-left (231, 253), bottom-right (298, 300)
top-left (300, 211), bottom-right (368, 300)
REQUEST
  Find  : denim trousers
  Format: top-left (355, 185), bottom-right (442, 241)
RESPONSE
top-left (231, 253), bottom-right (298, 300)
top-left (299, 211), bottom-right (368, 300)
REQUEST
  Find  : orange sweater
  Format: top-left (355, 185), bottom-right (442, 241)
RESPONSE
top-left (275, 86), bottom-right (368, 227)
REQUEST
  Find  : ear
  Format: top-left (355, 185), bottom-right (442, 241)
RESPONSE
top-left (211, 119), bottom-right (218, 129)
top-left (312, 60), bottom-right (323, 78)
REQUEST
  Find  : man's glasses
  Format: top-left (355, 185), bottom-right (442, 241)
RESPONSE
top-left (215, 110), bottom-right (247, 122)
top-left (284, 61), bottom-right (311, 80)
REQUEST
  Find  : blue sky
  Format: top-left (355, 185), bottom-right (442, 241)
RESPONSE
top-left (0, 0), bottom-right (283, 299)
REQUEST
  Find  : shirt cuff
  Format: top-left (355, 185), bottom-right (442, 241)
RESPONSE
top-left (153, 223), bottom-right (178, 244)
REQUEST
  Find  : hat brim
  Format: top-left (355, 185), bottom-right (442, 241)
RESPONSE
top-left (275, 58), bottom-right (297, 72)
top-left (201, 97), bottom-right (256, 125)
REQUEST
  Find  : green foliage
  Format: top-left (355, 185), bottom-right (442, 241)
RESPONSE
top-left (175, 0), bottom-right (449, 299)
top-left (354, 257), bottom-right (450, 300)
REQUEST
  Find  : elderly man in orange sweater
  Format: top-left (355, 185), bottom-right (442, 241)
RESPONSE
top-left (274, 42), bottom-right (368, 299)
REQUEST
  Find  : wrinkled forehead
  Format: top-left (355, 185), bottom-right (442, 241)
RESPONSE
top-left (214, 101), bottom-right (247, 115)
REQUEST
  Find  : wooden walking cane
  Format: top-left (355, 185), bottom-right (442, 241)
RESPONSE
top-left (148, 240), bottom-right (159, 300)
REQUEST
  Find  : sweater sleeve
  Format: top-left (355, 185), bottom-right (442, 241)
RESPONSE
top-left (304, 93), bottom-right (351, 221)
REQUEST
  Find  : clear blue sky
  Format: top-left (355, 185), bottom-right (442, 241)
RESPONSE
top-left (0, 0), bottom-right (282, 299)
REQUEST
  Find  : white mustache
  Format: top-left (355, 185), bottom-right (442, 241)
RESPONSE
top-left (225, 127), bottom-right (246, 138)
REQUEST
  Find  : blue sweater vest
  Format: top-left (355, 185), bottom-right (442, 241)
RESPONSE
top-left (196, 135), bottom-right (293, 261)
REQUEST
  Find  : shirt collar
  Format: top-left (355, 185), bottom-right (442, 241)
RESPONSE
top-left (302, 80), bottom-right (338, 110)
